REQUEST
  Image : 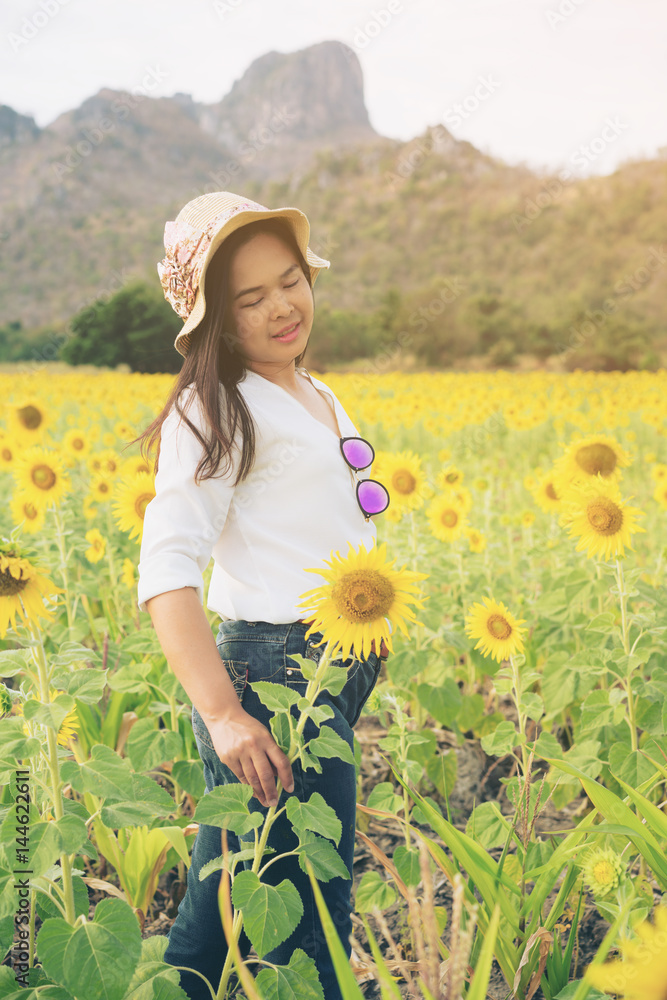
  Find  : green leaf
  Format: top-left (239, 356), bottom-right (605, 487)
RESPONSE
top-left (355, 871), bottom-right (397, 913)
top-left (0, 648), bottom-right (31, 677)
top-left (417, 679), bottom-right (462, 727)
top-left (585, 612), bottom-right (617, 633)
top-left (608, 743), bottom-right (658, 786)
top-left (286, 793), bottom-right (341, 845)
top-left (296, 831), bottom-right (350, 882)
top-left (465, 802), bottom-right (512, 850)
top-left (231, 870), bottom-right (303, 958)
top-left (51, 641), bottom-right (102, 668)
top-left (393, 845), bottom-right (421, 887)
top-left (125, 718), bottom-right (184, 772)
top-left (270, 711), bottom-right (293, 754)
top-left (255, 947), bottom-right (325, 1000)
top-left (426, 750), bottom-right (457, 798)
top-left (51, 667), bottom-right (107, 704)
top-left (366, 782), bottom-right (403, 815)
top-left (315, 664), bottom-right (348, 697)
top-left (171, 760), bottom-right (206, 799)
top-left (250, 681), bottom-right (301, 712)
top-left (35, 872), bottom-right (90, 922)
top-left (308, 726), bottom-right (355, 766)
top-left (521, 692), bottom-right (544, 723)
top-left (37, 897), bottom-right (142, 1000)
top-left (297, 703), bottom-right (335, 726)
top-left (193, 784), bottom-right (263, 835)
top-left (61, 744), bottom-right (134, 800)
top-left (22, 694), bottom-right (75, 732)
top-left (481, 721), bottom-right (524, 756)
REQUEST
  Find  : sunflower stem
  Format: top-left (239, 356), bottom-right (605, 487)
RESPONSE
top-left (614, 558), bottom-right (638, 753)
top-left (105, 506), bottom-right (123, 627)
top-left (509, 653), bottom-right (530, 782)
top-left (51, 503), bottom-right (72, 633)
top-left (30, 624), bottom-right (76, 925)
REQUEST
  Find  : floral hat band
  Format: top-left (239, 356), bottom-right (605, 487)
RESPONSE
top-left (155, 192), bottom-right (331, 358)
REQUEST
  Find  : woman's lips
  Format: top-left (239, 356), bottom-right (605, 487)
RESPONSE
top-left (273, 321), bottom-right (300, 342)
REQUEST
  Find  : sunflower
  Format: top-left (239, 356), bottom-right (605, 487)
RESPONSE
top-left (12, 446), bottom-right (71, 510)
top-left (585, 906), bottom-right (667, 999)
top-left (653, 481), bottom-right (667, 510)
top-left (426, 495), bottom-right (469, 543)
top-left (114, 420), bottom-right (136, 442)
top-left (121, 558), bottom-right (136, 589)
top-left (88, 474), bottom-right (114, 504)
top-left (378, 450), bottom-right (430, 511)
top-left (532, 470), bottom-right (563, 514)
top-left (581, 846), bottom-right (626, 897)
top-left (521, 510), bottom-right (536, 527)
top-left (465, 527), bottom-right (487, 553)
top-left (296, 540), bottom-right (428, 661)
top-left (0, 431), bottom-right (15, 469)
top-left (9, 495), bottom-right (46, 535)
top-left (88, 448), bottom-right (121, 477)
top-left (112, 471), bottom-right (156, 542)
top-left (120, 454), bottom-right (153, 478)
top-left (15, 689), bottom-right (79, 749)
top-left (62, 427), bottom-right (91, 463)
top-left (464, 596), bottom-right (527, 664)
top-left (6, 397), bottom-right (49, 440)
top-left (0, 542), bottom-right (63, 639)
top-left (650, 462), bottom-right (667, 483)
top-left (85, 529), bottom-right (106, 564)
top-left (437, 464), bottom-right (465, 489)
top-left (558, 475), bottom-right (646, 561)
top-left (553, 433), bottom-right (632, 491)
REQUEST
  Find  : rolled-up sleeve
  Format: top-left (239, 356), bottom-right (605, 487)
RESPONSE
top-left (137, 389), bottom-right (239, 613)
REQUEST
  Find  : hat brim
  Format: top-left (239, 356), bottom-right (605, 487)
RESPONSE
top-left (173, 206), bottom-right (330, 358)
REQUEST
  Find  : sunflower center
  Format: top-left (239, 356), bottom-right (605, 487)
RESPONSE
top-left (331, 569), bottom-right (395, 623)
top-left (18, 405), bottom-right (43, 430)
top-left (98, 482), bottom-right (110, 494)
top-left (0, 564), bottom-right (27, 597)
top-left (1, 447), bottom-right (12, 461)
top-left (591, 860), bottom-right (614, 887)
top-left (444, 472), bottom-right (459, 484)
top-left (586, 497), bottom-right (623, 535)
top-left (440, 509), bottom-right (458, 528)
top-left (487, 613), bottom-right (512, 640)
top-left (135, 493), bottom-right (152, 520)
top-left (575, 443), bottom-right (617, 477)
top-left (72, 438), bottom-right (84, 450)
top-left (32, 464), bottom-right (56, 490)
top-left (23, 503), bottom-right (39, 521)
top-left (392, 470), bottom-right (416, 495)
top-left (546, 482), bottom-right (558, 500)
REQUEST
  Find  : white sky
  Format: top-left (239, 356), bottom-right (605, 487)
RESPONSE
top-left (1, 0), bottom-right (665, 178)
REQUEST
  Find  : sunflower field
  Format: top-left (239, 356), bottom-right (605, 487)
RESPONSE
top-left (1, 365), bottom-right (667, 1000)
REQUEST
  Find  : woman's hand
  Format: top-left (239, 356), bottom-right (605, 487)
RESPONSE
top-left (206, 708), bottom-right (294, 809)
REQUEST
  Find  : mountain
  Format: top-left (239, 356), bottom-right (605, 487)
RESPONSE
top-left (1, 38), bottom-right (665, 373)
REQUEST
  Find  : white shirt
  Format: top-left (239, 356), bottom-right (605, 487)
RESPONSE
top-left (137, 368), bottom-right (378, 623)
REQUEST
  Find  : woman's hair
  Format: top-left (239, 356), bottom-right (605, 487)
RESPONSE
top-left (133, 218), bottom-right (313, 487)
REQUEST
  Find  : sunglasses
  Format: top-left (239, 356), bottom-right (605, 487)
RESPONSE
top-left (339, 437), bottom-right (390, 522)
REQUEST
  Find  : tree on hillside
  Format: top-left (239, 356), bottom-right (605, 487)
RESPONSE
top-left (61, 282), bottom-right (182, 373)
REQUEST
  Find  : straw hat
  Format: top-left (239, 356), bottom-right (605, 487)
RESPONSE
top-left (157, 191), bottom-right (331, 357)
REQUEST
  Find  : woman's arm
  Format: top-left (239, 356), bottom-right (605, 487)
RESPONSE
top-left (145, 586), bottom-right (293, 808)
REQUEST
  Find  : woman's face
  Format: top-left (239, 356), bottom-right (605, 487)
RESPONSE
top-left (227, 231), bottom-right (314, 372)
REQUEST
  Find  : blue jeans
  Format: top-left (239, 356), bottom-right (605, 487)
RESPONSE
top-left (163, 619), bottom-right (382, 1000)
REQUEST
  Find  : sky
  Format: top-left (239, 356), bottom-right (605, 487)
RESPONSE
top-left (2, 0), bottom-right (665, 179)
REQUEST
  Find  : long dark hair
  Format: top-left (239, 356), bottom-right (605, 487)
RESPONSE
top-left (133, 218), bottom-right (313, 487)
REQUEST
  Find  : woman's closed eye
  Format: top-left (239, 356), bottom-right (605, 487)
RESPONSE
top-left (243, 278), bottom-right (300, 308)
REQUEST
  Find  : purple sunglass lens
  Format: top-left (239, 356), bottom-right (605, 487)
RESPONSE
top-left (358, 479), bottom-right (389, 516)
top-left (341, 437), bottom-right (374, 470)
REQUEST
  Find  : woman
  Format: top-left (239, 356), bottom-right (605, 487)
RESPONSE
top-left (136, 191), bottom-right (390, 999)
